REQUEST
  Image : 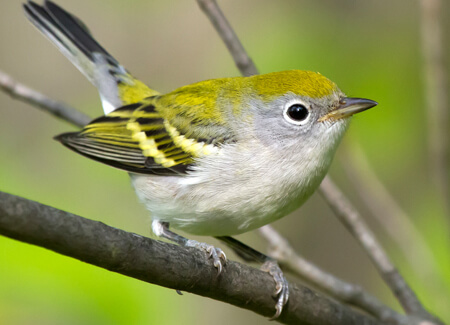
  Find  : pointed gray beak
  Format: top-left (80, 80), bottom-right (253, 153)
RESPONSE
top-left (318, 97), bottom-right (378, 122)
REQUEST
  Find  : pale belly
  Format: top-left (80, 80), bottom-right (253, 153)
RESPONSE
top-left (130, 159), bottom-right (327, 236)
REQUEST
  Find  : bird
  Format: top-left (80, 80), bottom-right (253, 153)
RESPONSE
top-left (23, 0), bottom-right (377, 319)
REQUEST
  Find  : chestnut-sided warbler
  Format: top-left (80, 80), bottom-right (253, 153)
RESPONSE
top-left (24, 1), bottom-right (377, 318)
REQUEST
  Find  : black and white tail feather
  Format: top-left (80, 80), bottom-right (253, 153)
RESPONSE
top-left (23, 1), bottom-right (155, 114)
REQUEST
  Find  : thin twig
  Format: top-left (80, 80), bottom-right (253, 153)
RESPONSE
top-left (419, 0), bottom-right (449, 216)
top-left (420, 0), bottom-right (450, 216)
top-left (319, 177), bottom-right (442, 324)
top-left (0, 70), bottom-right (90, 127)
top-left (196, 0), bottom-right (440, 323)
top-left (197, 0), bottom-right (258, 76)
top-left (0, 191), bottom-right (383, 325)
top-left (258, 225), bottom-right (410, 325)
top-left (343, 144), bottom-right (441, 285)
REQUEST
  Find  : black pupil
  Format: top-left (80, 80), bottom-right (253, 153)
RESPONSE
top-left (287, 104), bottom-right (309, 121)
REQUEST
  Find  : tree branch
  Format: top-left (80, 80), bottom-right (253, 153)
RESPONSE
top-left (258, 225), bottom-right (410, 325)
top-left (342, 145), bottom-right (441, 285)
top-left (197, 0), bottom-right (258, 77)
top-left (0, 70), bottom-right (90, 127)
top-left (419, 0), bottom-right (449, 216)
top-left (0, 191), bottom-right (382, 325)
top-left (319, 177), bottom-right (442, 324)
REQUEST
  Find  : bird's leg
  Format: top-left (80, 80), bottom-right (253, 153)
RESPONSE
top-left (151, 220), bottom-right (227, 274)
top-left (215, 236), bottom-right (289, 320)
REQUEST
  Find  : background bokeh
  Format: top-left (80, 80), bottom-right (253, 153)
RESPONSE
top-left (1, 0), bottom-right (449, 324)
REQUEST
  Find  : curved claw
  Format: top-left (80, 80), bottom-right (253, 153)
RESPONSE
top-left (270, 305), bottom-right (282, 321)
top-left (262, 259), bottom-right (289, 320)
top-left (186, 240), bottom-right (227, 275)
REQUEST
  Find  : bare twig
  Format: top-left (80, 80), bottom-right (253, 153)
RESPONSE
top-left (196, 0), bottom-right (440, 323)
top-left (419, 0), bottom-right (449, 215)
top-left (197, 0), bottom-right (258, 76)
top-left (319, 177), bottom-right (441, 324)
top-left (343, 144), bottom-right (440, 284)
top-left (0, 191), bottom-right (383, 325)
top-left (258, 225), bottom-right (410, 325)
top-left (0, 70), bottom-right (90, 127)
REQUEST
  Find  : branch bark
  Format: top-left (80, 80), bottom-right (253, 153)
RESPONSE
top-left (0, 70), bottom-right (90, 127)
top-left (319, 177), bottom-right (441, 324)
top-left (0, 191), bottom-right (382, 325)
top-left (419, 0), bottom-right (449, 216)
top-left (197, 0), bottom-right (258, 77)
top-left (258, 225), bottom-right (410, 325)
top-left (342, 145), bottom-right (440, 285)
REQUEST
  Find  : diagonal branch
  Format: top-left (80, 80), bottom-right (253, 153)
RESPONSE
top-left (197, 0), bottom-right (258, 77)
top-left (0, 70), bottom-right (90, 127)
top-left (0, 191), bottom-right (382, 325)
top-left (342, 144), bottom-right (440, 284)
top-left (319, 177), bottom-right (441, 324)
top-left (419, 0), bottom-right (449, 216)
top-left (258, 225), bottom-right (409, 325)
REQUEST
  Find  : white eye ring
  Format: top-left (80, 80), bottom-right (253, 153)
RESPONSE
top-left (283, 99), bottom-right (311, 126)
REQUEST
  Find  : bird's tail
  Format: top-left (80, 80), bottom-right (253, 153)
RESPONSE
top-left (23, 1), bottom-right (158, 114)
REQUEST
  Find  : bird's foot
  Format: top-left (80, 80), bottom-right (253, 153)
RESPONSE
top-left (185, 239), bottom-right (227, 275)
top-left (261, 259), bottom-right (289, 320)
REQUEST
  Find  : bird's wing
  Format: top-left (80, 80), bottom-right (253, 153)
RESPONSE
top-left (56, 94), bottom-right (236, 175)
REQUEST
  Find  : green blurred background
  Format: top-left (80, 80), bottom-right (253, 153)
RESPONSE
top-left (1, 0), bottom-right (449, 324)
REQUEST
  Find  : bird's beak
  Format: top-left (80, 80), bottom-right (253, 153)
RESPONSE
top-left (318, 97), bottom-right (378, 122)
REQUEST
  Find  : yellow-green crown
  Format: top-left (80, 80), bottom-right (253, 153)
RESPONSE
top-left (249, 70), bottom-right (338, 100)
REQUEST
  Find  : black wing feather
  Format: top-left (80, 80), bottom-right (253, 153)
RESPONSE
top-left (55, 132), bottom-right (188, 175)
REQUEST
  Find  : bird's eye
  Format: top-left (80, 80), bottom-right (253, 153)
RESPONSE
top-left (284, 102), bottom-right (310, 125)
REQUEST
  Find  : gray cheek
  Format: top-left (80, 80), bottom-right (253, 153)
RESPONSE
top-left (253, 111), bottom-right (311, 148)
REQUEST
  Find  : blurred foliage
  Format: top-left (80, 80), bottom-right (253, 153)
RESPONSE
top-left (0, 0), bottom-right (449, 324)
